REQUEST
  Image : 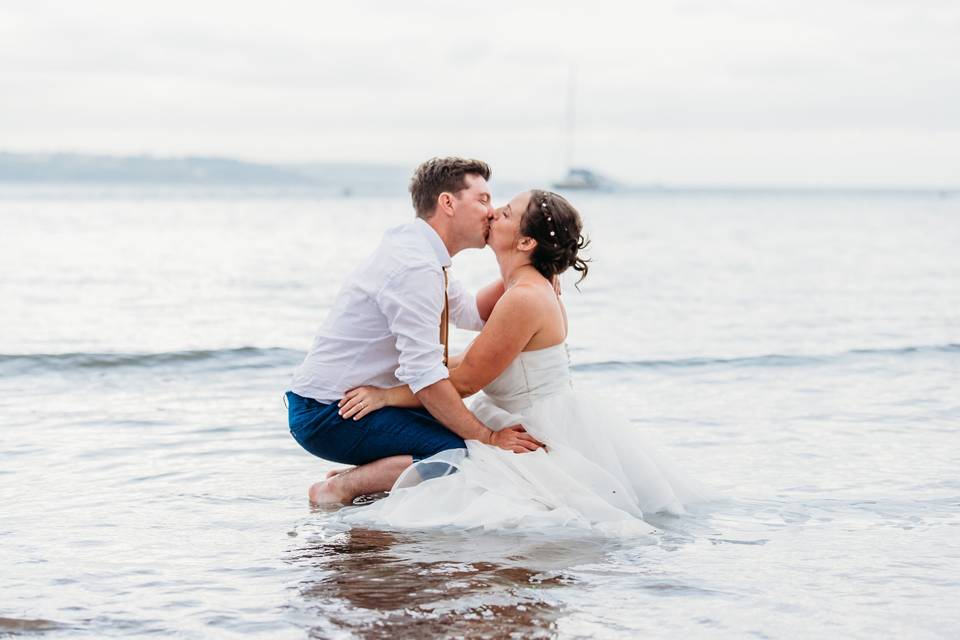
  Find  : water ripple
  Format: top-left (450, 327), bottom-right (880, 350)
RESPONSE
top-left (573, 343), bottom-right (960, 372)
top-left (1, 342), bottom-right (956, 377)
top-left (0, 347), bottom-right (301, 375)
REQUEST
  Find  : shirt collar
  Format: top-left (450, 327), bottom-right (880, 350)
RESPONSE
top-left (414, 218), bottom-right (452, 268)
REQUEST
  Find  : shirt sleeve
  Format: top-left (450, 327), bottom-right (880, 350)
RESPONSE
top-left (447, 274), bottom-right (484, 331)
top-left (376, 265), bottom-right (449, 394)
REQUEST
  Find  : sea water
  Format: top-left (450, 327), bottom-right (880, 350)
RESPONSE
top-left (1, 185), bottom-right (958, 638)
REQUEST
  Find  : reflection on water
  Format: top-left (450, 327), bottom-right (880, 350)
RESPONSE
top-left (287, 523), bottom-right (608, 638)
top-left (0, 617), bottom-right (64, 634)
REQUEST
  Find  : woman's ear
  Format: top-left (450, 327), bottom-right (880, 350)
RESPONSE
top-left (518, 236), bottom-right (537, 252)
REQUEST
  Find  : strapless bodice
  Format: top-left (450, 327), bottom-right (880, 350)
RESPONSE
top-left (480, 343), bottom-right (572, 413)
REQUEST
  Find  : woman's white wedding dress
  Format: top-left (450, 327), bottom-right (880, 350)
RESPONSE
top-left (340, 344), bottom-right (712, 536)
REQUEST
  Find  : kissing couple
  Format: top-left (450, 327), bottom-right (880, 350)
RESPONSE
top-left (286, 157), bottom-right (709, 534)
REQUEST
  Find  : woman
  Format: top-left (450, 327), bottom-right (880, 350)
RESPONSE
top-left (335, 190), bottom-right (710, 534)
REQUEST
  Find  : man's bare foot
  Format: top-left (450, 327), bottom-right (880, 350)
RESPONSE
top-left (308, 479), bottom-right (348, 506)
top-left (325, 467), bottom-right (352, 480)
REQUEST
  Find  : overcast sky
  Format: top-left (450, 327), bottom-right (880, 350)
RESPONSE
top-left (2, 1), bottom-right (959, 186)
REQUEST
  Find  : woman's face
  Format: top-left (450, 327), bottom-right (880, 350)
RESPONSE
top-left (488, 191), bottom-right (532, 255)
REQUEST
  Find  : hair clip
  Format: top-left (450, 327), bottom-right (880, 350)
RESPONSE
top-left (540, 194), bottom-right (562, 248)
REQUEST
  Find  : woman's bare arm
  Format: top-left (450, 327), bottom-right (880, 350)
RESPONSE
top-left (339, 286), bottom-right (544, 419)
top-left (447, 284), bottom-right (543, 396)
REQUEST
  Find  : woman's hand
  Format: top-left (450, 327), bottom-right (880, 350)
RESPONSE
top-left (339, 386), bottom-right (388, 420)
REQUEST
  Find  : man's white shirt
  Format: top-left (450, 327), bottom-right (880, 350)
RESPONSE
top-left (291, 218), bottom-right (484, 403)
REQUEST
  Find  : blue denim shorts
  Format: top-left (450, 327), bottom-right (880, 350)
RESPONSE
top-left (286, 391), bottom-right (466, 465)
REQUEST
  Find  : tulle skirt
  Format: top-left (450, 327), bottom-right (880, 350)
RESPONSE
top-left (339, 386), bottom-right (713, 537)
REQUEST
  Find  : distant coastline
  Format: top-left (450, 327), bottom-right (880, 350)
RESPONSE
top-left (0, 152), bottom-right (956, 196)
top-left (0, 152), bottom-right (412, 194)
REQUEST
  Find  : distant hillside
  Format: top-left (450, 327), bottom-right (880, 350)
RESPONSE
top-left (0, 152), bottom-right (411, 192)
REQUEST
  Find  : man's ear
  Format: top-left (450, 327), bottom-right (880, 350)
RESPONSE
top-left (438, 192), bottom-right (456, 216)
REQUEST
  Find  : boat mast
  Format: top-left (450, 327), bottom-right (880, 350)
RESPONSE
top-left (565, 64), bottom-right (576, 173)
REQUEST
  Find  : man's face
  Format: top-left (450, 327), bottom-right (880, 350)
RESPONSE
top-left (451, 174), bottom-right (495, 249)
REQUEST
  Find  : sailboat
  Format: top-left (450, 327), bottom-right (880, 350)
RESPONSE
top-left (553, 66), bottom-right (610, 191)
top-left (553, 167), bottom-right (606, 190)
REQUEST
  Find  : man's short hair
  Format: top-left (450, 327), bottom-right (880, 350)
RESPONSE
top-left (409, 157), bottom-right (492, 219)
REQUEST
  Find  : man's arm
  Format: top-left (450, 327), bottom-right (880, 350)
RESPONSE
top-left (416, 378), bottom-right (542, 453)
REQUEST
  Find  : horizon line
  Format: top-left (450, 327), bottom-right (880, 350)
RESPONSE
top-left (1, 150), bottom-right (958, 193)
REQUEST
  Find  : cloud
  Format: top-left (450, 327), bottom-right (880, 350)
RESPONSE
top-left (1, 0), bottom-right (958, 185)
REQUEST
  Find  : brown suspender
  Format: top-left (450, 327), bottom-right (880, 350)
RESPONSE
top-left (440, 267), bottom-right (449, 366)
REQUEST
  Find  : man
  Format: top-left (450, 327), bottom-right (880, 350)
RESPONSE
top-left (286, 157), bottom-right (544, 505)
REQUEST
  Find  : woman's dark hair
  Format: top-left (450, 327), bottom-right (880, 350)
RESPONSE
top-left (520, 190), bottom-right (590, 286)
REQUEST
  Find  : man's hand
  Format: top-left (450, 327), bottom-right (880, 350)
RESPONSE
top-left (487, 425), bottom-right (545, 453)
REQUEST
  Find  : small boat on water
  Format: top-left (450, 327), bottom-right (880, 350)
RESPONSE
top-left (553, 167), bottom-right (610, 190)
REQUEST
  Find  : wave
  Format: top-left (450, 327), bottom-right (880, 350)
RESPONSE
top-left (1, 343), bottom-right (956, 376)
top-left (0, 346), bottom-right (303, 375)
top-left (571, 343), bottom-right (960, 372)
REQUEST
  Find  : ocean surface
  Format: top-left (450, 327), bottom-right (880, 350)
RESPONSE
top-left (1, 185), bottom-right (958, 638)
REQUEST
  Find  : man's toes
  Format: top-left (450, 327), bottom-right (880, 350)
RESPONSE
top-left (308, 480), bottom-right (346, 506)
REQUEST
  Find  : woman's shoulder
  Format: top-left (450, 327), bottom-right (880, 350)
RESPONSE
top-left (502, 276), bottom-right (554, 305)
top-left (494, 278), bottom-right (557, 323)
